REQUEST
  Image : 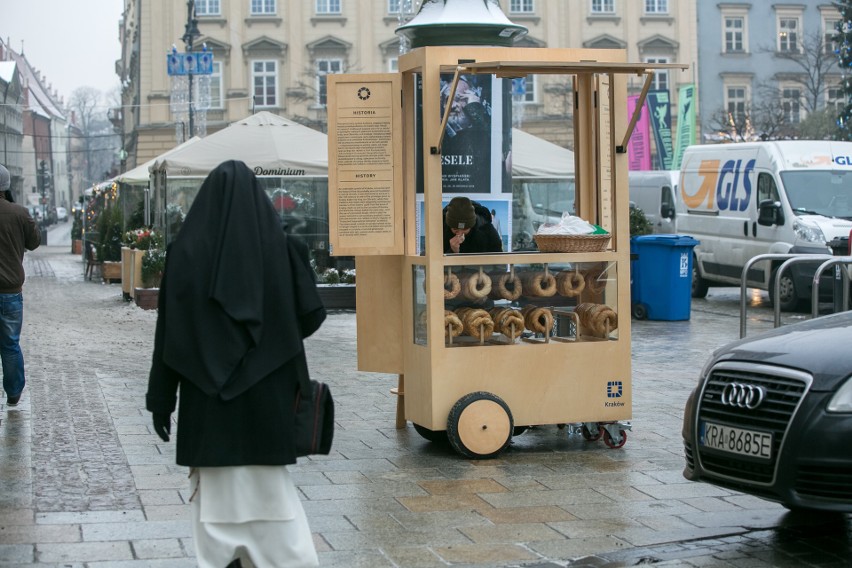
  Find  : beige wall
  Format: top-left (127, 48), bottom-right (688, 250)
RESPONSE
top-left (119, 0), bottom-right (697, 164)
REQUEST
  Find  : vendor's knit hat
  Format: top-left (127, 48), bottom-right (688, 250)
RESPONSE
top-left (0, 165), bottom-right (10, 191)
top-left (445, 196), bottom-right (476, 229)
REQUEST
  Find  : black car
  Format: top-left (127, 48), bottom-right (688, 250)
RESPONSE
top-left (682, 311), bottom-right (852, 512)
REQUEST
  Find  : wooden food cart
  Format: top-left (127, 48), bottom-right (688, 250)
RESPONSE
top-left (327, 46), bottom-right (686, 459)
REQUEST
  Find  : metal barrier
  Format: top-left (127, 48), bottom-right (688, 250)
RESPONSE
top-left (811, 256), bottom-right (852, 318)
top-left (771, 255), bottom-right (835, 329)
top-left (738, 253), bottom-right (834, 338)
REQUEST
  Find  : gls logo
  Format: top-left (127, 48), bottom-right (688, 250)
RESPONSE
top-left (681, 159), bottom-right (755, 211)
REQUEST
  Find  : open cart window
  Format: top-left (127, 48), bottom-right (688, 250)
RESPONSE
top-left (416, 72), bottom-right (578, 256)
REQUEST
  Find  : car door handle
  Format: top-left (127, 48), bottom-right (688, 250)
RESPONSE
top-left (743, 220), bottom-right (748, 236)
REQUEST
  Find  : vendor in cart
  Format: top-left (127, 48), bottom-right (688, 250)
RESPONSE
top-left (443, 196), bottom-right (503, 254)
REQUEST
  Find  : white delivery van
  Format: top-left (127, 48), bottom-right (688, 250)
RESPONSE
top-left (628, 170), bottom-right (678, 233)
top-left (678, 141), bottom-right (852, 310)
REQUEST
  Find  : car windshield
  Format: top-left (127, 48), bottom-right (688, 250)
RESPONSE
top-left (781, 170), bottom-right (852, 219)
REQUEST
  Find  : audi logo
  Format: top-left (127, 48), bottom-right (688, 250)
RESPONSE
top-left (720, 383), bottom-right (766, 409)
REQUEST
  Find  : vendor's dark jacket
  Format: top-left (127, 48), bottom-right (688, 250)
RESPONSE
top-left (442, 200), bottom-right (503, 254)
top-left (146, 235), bottom-right (326, 467)
top-left (0, 197), bottom-right (40, 293)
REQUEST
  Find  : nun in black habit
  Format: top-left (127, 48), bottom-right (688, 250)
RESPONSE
top-left (146, 160), bottom-right (325, 568)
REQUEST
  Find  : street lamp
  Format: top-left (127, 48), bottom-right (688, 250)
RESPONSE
top-left (167, 0), bottom-right (213, 142)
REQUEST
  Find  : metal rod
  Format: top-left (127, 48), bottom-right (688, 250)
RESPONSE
top-left (811, 257), bottom-right (852, 317)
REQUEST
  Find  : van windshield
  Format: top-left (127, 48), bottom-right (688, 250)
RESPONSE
top-left (527, 181), bottom-right (575, 217)
top-left (781, 170), bottom-right (852, 220)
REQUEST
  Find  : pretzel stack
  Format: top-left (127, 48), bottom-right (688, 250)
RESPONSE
top-left (575, 302), bottom-right (618, 337)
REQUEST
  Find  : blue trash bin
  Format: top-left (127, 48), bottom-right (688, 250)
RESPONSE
top-left (630, 234), bottom-right (700, 321)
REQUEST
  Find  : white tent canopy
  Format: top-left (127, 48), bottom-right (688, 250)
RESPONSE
top-left (146, 111), bottom-right (570, 181)
top-left (511, 128), bottom-right (574, 179)
top-left (115, 136), bottom-right (202, 185)
top-left (151, 112), bottom-right (328, 177)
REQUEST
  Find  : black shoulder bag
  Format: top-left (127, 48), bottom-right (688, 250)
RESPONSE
top-left (294, 375), bottom-right (334, 457)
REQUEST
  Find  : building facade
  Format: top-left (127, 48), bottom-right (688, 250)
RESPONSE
top-left (696, 1), bottom-right (842, 141)
top-left (117, 0), bottom-right (698, 168)
top-left (0, 40), bottom-right (72, 214)
top-left (0, 57), bottom-right (24, 201)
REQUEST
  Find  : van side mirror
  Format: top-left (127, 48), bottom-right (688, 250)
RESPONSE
top-left (758, 199), bottom-right (784, 226)
top-left (661, 205), bottom-right (675, 219)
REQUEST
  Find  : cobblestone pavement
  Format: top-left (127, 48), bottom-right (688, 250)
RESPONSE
top-left (0, 245), bottom-right (850, 567)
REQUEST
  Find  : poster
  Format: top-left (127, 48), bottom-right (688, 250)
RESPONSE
top-left (326, 74), bottom-right (403, 256)
top-left (416, 74), bottom-right (510, 195)
top-left (627, 94), bottom-right (651, 171)
top-left (671, 84), bottom-right (696, 170)
top-left (647, 90), bottom-right (674, 171)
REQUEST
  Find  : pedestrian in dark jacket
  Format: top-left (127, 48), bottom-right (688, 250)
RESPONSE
top-left (146, 160), bottom-right (325, 567)
top-left (0, 164), bottom-right (40, 406)
top-left (443, 196), bottom-right (503, 254)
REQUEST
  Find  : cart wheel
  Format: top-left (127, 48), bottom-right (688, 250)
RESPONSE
top-left (631, 303), bottom-right (647, 320)
top-left (581, 423), bottom-right (603, 441)
top-left (602, 427), bottom-right (627, 449)
top-left (447, 392), bottom-right (513, 459)
top-left (413, 423), bottom-right (448, 444)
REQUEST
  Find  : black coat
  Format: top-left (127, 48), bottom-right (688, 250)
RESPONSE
top-left (442, 200), bottom-right (503, 254)
top-left (146, 161), bottom-right (326, 467)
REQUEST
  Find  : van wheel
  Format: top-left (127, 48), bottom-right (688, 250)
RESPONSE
top-left (692, 256), bottom-right (709, 298)
top-left (769, 269), bottom-right (800, 312)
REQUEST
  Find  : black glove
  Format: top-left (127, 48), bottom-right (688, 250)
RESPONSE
top-left (152, 413), bottom-right (171, 442)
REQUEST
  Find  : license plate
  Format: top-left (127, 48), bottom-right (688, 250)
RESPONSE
top-left (699, 421), bottom-right (773, 459)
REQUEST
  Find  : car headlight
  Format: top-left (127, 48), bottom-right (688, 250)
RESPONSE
top-left (827, 376), bottom-right (852, 413)
top-left (792, 219), bottom-right (826, 245)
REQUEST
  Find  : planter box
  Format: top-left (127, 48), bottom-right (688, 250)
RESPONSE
top-left (102, 261), bottom-right (122, 283)
top-left (317, 284), bottom-right (356, 310)
top-left (121, 248), bottom-right (145, 299)
top-left (134, 287), bottom-right (159, 310)
top-left (71, 239), bottom-right (82, 255)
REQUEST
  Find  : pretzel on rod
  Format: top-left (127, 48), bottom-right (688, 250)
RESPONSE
top-left (488, 269), bottom-right (523, 301)
top-left (521, 269), bottom-right (557, 297)
top-left (575, 302), bottom-right (618, 337)
top-left (521, 305), bottom-right (554, 335)
top-left (459, 268), bottom-right (492, 301)
top-left (444, 310), bottom-right (463, 339)
top-left (556, 269), bottom-right (586, 297)
top-left (455, 307), bottom-right (494, 340)
top-left (488, 307), bottom-right (524, 340)
top-left (444, 269), bottom-right (461, 300)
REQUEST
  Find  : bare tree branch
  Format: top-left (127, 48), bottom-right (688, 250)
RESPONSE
top-left (758, 30), bottom-right (839, 114)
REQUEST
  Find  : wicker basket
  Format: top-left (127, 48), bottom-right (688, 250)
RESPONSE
top-left (534, 233), bottom-right (611, 253)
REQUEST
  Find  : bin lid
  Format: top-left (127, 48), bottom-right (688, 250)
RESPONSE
top-left (631, 234), bottom-right (700, 247)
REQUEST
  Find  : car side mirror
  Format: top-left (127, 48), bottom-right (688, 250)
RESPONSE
top-left (758, 199), bottom-right (784, 226)
top-left (661, 205), bottom-right (675, 219)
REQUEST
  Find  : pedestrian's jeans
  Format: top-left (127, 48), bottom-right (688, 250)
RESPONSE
top-left (0, 293), bottom-right (25, 398)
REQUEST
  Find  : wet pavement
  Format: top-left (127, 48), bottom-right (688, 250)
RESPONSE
top-left (0, 243), bottom-right (850, 567)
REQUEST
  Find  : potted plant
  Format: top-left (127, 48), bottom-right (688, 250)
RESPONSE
top-left (315, 265), bottom-right (356, 309)
top-left (629, 206), bottom-right (653, 237)
top-left (70, 210), bottom-right (83, 255)
top-left (122, 228), bottom-right (163, 299)
top-left (97, 206), bottom-right (124, 282)
top-left (135, 248), bottom-right (166, 310)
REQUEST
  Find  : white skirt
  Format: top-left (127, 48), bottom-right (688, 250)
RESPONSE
top-left (190, 466), bottom-right (318, 568)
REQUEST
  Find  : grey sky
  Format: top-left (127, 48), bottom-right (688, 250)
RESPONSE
top-left (2, 0), bottom-right (124, 102)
